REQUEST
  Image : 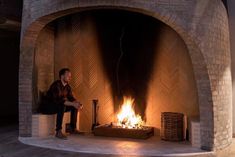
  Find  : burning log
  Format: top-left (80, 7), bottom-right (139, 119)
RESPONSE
top-left (116, 97), bottom-right (144, 129)
top-left (93, 96), bottom-right (154, 139)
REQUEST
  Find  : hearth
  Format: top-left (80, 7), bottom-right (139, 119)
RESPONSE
top-left (93, 96), bottom-right (154, 139)
top-left (19, 0), bottom-right (232, 152)
top-left (93, 124), bottom-right (154, 139)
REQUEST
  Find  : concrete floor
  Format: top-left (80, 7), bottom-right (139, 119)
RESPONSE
top-left (1, 125), bottom-right (235, 157)
top-left (0, 125), bottom-right (124, 157)
top-left (19, 131), bottom-right (213, 156)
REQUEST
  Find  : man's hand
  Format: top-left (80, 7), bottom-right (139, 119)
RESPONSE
top-left (64, 100), bottom-right (83, 110)
top-left (73, 102), bottom-right (83, 110)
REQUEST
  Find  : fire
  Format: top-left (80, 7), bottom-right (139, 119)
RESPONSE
top-left (116, 97), bottom-right (144, 129)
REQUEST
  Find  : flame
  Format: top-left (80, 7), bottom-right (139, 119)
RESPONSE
top-left (117, 97), bottom-right (144, 129)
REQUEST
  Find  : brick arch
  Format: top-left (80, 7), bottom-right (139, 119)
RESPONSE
top-left (19, 5), bottom-right (213, 150)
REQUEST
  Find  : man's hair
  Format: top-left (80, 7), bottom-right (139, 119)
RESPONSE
top-left (59, 68), bottom-right (70, 78)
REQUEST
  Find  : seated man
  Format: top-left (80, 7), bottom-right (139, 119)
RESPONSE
top-left (44, 68), bottom-right (82, 139)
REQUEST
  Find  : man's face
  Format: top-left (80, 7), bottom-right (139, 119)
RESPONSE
top-left (62, 71), bottom-right (72, 83)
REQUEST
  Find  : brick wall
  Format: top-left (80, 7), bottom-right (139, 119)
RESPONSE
top-left (19, 0), bottom-right (231, 151)
top-left (54, 14), bottom-right (113, 132)
top-left (227, 0), bottom-right (235, 137)
top-left (53, 11), bottom-right (199, 133)
top-left (34, 25), bottom-right (54, 112)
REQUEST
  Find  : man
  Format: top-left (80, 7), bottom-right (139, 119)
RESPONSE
top-left (45, 68), bottom-right (82, 139)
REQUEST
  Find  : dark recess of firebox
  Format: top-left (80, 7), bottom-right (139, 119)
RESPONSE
top-left (83, 9), bottom-right (164, 118)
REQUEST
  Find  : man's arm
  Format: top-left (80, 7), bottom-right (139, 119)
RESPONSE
top-left (67, 86), bottom-right (76, 102)
top-left (66, 86), bottom-right (82, 109)
top-left (49, 82), bottom-right (66, 105)
top-left (64, 100), bottom-right (81, 109)
top-left (50, 82), bottom-right (78, 108)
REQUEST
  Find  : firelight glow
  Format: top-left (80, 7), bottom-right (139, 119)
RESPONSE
top-left (117, 97), bottom-right (144, 129)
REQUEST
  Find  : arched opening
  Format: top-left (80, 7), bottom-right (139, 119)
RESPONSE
top-left (34, 9), bottom-right (199, 136)
top-left (19, 2), bottom-right (216, 151)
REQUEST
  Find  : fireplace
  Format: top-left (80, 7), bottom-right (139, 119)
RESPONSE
top-left (93, 97), bottom-right (155, 139)
top-left (36, 9), bottom-right (198, 133)
top-left (33, 9), bottom-right (199, 140)
top-left (19, 0), bottom-right (232, 152)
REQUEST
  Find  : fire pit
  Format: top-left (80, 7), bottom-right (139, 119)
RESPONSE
top-left (93, 124), bottom-right (154, 139)
top-left (93, 97), bottom-right (154, 139)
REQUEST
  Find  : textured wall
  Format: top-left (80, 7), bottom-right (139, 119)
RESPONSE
top-left (34, 25), bottom-right (54, 113)
top-left (54, 11), bottom-right (199, 133)
top-left (227, 0), bottom-right (235, 136)
top-left (146, 22), bottom-right (199, 132)
top-left (54, 14), bottom-right (114, 131)
top-left (20, 0), bottom-right (231, 151)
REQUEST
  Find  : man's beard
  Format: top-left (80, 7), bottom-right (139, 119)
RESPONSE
top-left (63, 79), bottom-right (69, 84)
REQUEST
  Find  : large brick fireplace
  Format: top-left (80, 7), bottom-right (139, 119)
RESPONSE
top-left (19, 0), bottom-right (232, 152)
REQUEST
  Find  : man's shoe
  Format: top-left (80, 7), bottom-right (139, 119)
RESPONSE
top-left (55, 130), bottom-right (68, 140)
top-left (69, 129), bottom-right (85, 135)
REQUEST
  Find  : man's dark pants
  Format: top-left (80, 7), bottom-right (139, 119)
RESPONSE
top-left (56, 104), bottom-right (78, 131)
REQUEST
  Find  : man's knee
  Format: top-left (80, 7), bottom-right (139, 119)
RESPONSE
top-left (65, 106), bottom-right (77, 112)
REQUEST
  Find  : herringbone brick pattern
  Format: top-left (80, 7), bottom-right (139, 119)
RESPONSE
top-left (146, 27), bottom-right (199, 130)
top-left (55, 16), bottom-right (114, 132)
top-left (55, 16), bottom-right (199, 132)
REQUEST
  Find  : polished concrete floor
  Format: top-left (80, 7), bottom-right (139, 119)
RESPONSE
top-left (1, 124), bottom-right (235, 157)
top-left (0, 125), bottom-right (123, 157)
top-left (19, 129), bottom-right (213, 157)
